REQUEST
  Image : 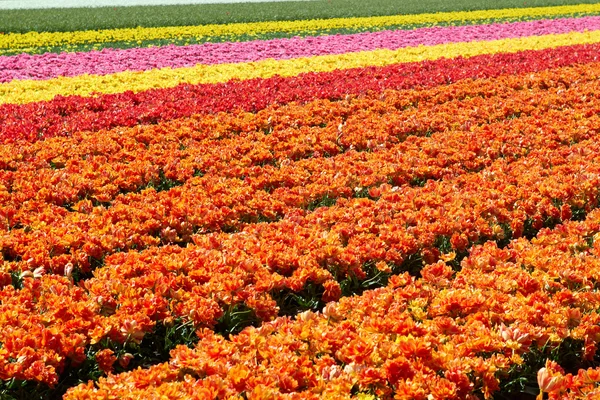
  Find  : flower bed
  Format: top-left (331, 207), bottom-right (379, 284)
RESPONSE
top-left (2, 3), bottom-right (600, 399)
top-left (4, 16), bottom-right (600, 83)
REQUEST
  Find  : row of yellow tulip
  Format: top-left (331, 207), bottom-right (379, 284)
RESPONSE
top-left (2, 3), bottom-right (600, 53)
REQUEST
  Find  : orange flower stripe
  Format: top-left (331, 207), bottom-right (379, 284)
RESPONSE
top-left (63, 208), bottom-right (600, 399)
top-left (2, 61), bottom-right (600, 388)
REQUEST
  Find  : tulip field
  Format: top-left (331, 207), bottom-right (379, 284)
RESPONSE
top-left (4, 1), bottom-right (600, 398)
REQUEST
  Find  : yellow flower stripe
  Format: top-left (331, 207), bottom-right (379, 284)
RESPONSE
top-left (2, 29), bottom-right (600, 106)
top-left (2, 3), bottom-right (600, 53)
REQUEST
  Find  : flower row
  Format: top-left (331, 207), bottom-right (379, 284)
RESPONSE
top-left (4, 11), bottom-right (600, 396)
top-left (2, 42), bottom-right (600, 143)
top-left (61, 206), bottom-right (600, 399)
top-left (3, 16), bottom-right (600, 83)
top-left (2, 107), bottom-right (600, 386)
top-left (2, 3), bottom-right (599, 54)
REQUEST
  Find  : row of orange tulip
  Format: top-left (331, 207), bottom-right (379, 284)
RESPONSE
top-left (2, 101), bottom-right (600, 387)
top-left (60, 205), bottom-right (600, 399)
top-left (2, 60), bottom-right (596, 212)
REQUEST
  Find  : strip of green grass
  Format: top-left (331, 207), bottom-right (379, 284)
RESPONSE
top-left (0, 0), bottom-right (599, 33)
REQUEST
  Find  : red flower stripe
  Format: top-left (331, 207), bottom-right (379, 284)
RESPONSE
top-left (1, 42), bottom-right (600, 143)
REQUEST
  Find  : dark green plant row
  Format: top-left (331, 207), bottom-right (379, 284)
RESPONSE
top-left (1, 0), bottom-right (599, 33)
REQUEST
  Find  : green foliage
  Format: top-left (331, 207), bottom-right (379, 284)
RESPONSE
top-left (146, 169), bottom-right (183, 193)
top-left (306, 193), bottom-right (337, 211)
top-left (340, 261), bottom-right (390, 296)
top-left (353, 187), bottom-right (371, 199)
top-left (495, 338), bottom-right (591, 399)
top-left (572, 205), bottom-right (587, 221)
top-left (127, 319), bottom-right (198, 368)
top-left (401, 252), bottom-right (426, 278)
top-left (215, 304), bottom-right (261, 337)
top-left (273, 282), bottom-right (326, 317)
top-left (9, 271), bottom-right (22, 290)
top-left (410, 176), bottom-right (427, 187)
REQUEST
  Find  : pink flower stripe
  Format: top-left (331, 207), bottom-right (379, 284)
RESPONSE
top-left (2, 16), bottom-right (600, 83)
